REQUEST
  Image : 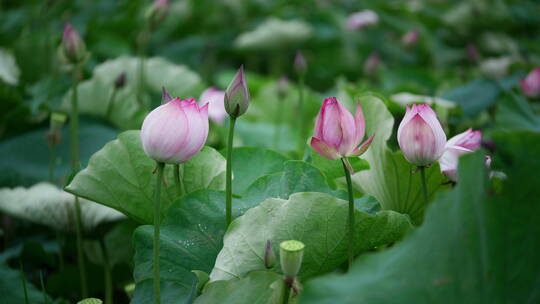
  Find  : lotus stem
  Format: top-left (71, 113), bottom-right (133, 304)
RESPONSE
top-left (153, 161), bottom-right (165, 304)
top-left (341, 157), bottom-right (355, 270)
top-left (225, 117), bottom-right (237, 226)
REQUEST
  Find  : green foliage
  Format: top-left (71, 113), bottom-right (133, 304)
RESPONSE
top-left (300, 131), bottom-right (540, 303)
top-left (210, 192), bottom-right (412, 282)
top-left (0, 263), bottom-right (51, 304)
top-left (66, 131), bottom-right (226, 223)
top-left (78, 298), bottom-right (103, 304)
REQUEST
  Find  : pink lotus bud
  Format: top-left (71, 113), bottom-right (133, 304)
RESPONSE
top-left (199, 87), bottom-right (227, 125)
top-left (438, 129), bottom-right (482, 181)
top-left (401, 30), bottom-right (419, 47)
top-left (397, 104), bottom-right (446, 166)
top-left (141, 97), bottom-right (209, 164)
top-left (161, 87), bottom-right (173, 104)
top-left (363, 52), bottom-right (380, 76)
top-left (520, 67), bottom-right (540, 98)
top-left (225, 65), bottom-right (250, 118)
top-left (61, 23), bottom-right (87, 64)
top-left (467, 44), bottom-right (480, 62)
top-left (310, 97), bottom-right (374, 160)
top-left (146, 0), bottom-right (170, 28)
top-left (294, 50), bottom-right (307, 76)
top-left (277, 76), bottom-right (289, 97)
top-left (114, 72), bottom-right (126, 89)
top-left (346, 10), bottom-right (379, 31)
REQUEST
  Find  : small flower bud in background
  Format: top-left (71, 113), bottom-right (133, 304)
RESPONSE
top-left (264, 240), bottom-right (276, 269)
top-left (47, 112), bottom-right (67, 147)
top-left (467, 44), bottom-right (480, 63)
top-left (346, 10), bottom-right (378, 31)
top-left (397, 104), bottom-right (446, 167)
top-left (61, 23), bottom-right (87, 64)
top-left (294, 51), bottom-right (307, 76)
top-left (145, 0), bottom-right (170, 29)
top-left (114, 72), bottom-right (126, 89)
top-left (141, 94), bottom-right (209, 164)
top-left (363, 52), bottom-right (380, 76)
top-left (199, 87), bottom-right (227, 125)
top-left (161, 87), bottom-right (173, 104)
top-left (520, 67), bottom-right (540, 98)
top-left (310, 97), bottom-right (374, 160)
top-left (439, 129), bottom-right (482, 182)
top-left (225, 65), bottom-right (250, 118)
top-left (279, 240), bottom-right (305, 278)
top-left (401, 30), bottom-right (419, 47)
top-left (277, 76), bottom-right (289, 98)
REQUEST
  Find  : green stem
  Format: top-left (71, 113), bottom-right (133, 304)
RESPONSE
top-left (420, 166), bottom-right (428, 206)
top-left (70, 65), bottom-right (88, 298)
top-left (56, 231), bottom-right (64, 272)
top-left (153, 162), bottom-right (165, 304)
top-left (99, 238), bottom-right (113, 304)
top-left (225, 117), bottom-right (236, 227)
top-left (297, 76), bottom-right (305, 151)
top-left (48, 143), bottom-right (56, 183)
top-left (39, 271), bottom-right (48, 304)
top-left (273, 99), bottom-right (283, 149)
top-left (174, 164), bottom-right (185, 197)
top-left (19, 260), bottom-right (29, 304)
top-left (341, 158), bottom-right (355, 270)
top-left (282, 281), bottom-right (291, 304)
top-left (105, 88), bottom-right (118, 120)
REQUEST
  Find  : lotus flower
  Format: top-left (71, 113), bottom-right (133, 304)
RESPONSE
top-left (439, 129), bottom-right (482, 181)
top-left (397, 104), bottom-right (446, 166)
top-left (294, 50), bottom-right (307, 76)
top-left (141, 95), bottom-right (209, 164)
top-left (401, 30), bottom-right (419, 47)
top-left (346, 10), bottom-right (379, 30)
top-left (520, 67), bottom-right (540, 98)
top-left (199, 87), bottom-right (227, 125)
top-left (310, 97), bottom-right (374, 160)
top-left (61, 23), bottom-right (86, 64)
top-left (225, 65), bottom-right (250, 118)
top-left (363, 52), bottom-right (380, 76)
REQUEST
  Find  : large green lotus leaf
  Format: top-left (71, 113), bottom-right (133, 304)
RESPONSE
top-left (0, 118), bottom-right (118, 187)
top-left (495, 92), bottom-right (540, 132)
top-left (240, 160), bottom-right (346, 205)
top-left (229, 147), bottom-right (288, 195)
top-left (65, 131), bottom-right (225, 224)
top-left (131, 190), bottom-right (252, 303)
top-left (300, 132), bottom-right (540, 304)
top-left (209, 192), bottom-right (412, 282)
top-left (62, 56), bottom-right (204, 130)
top-left (352, 94), bottom-right (448, 224)
top-left (0, 263), bottom-right (52, 304)
top-left (0, 182), bottom-right (124, 232)
top-left (195, 271), bottom-right (283, 304)
top-left (234, 18), bottom-right (312, 50)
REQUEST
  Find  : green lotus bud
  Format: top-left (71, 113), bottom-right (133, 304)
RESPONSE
top-left (61, 23), bottom-right (87, 64)
top-left (264, 240), bottom-right (276, 269)
top-left (225, 65), bottom-right (250, 118)
top-left (47, 112), bottom-right (67, 147)
top-left (279, 240), bottom-right (304, 278)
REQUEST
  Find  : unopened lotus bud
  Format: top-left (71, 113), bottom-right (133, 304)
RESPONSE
top-left (114, 73), bottom-right (126, 89)
top-left (264, 240), bottom-right (276, 269)
top-left (467, 44), bottom-right (480, 62)
top-left (294, 51), bottom-right (307, 76)
top-left (145, 0), bottom-right (170, 29)
top-left (520, 67), bottom-right (540, 98)
top-left (363, 52), bottom-right (380, 76)
top-left (397, 104), bottom-right (446, 166)
top-left (141, 96), bottom-right (209, 164)
top-left (401, 30), bottom-right (419, 47)
top-left (225, 65), bottom-right (250, 118)
top-left (61, 23), bottom-right (87, 64)
top-left (310, 97), bottom-right (374, 160)
top-left (161, 87), bottom-right (173, 104)
top-left (279, 240), bottom-right (304, 278)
